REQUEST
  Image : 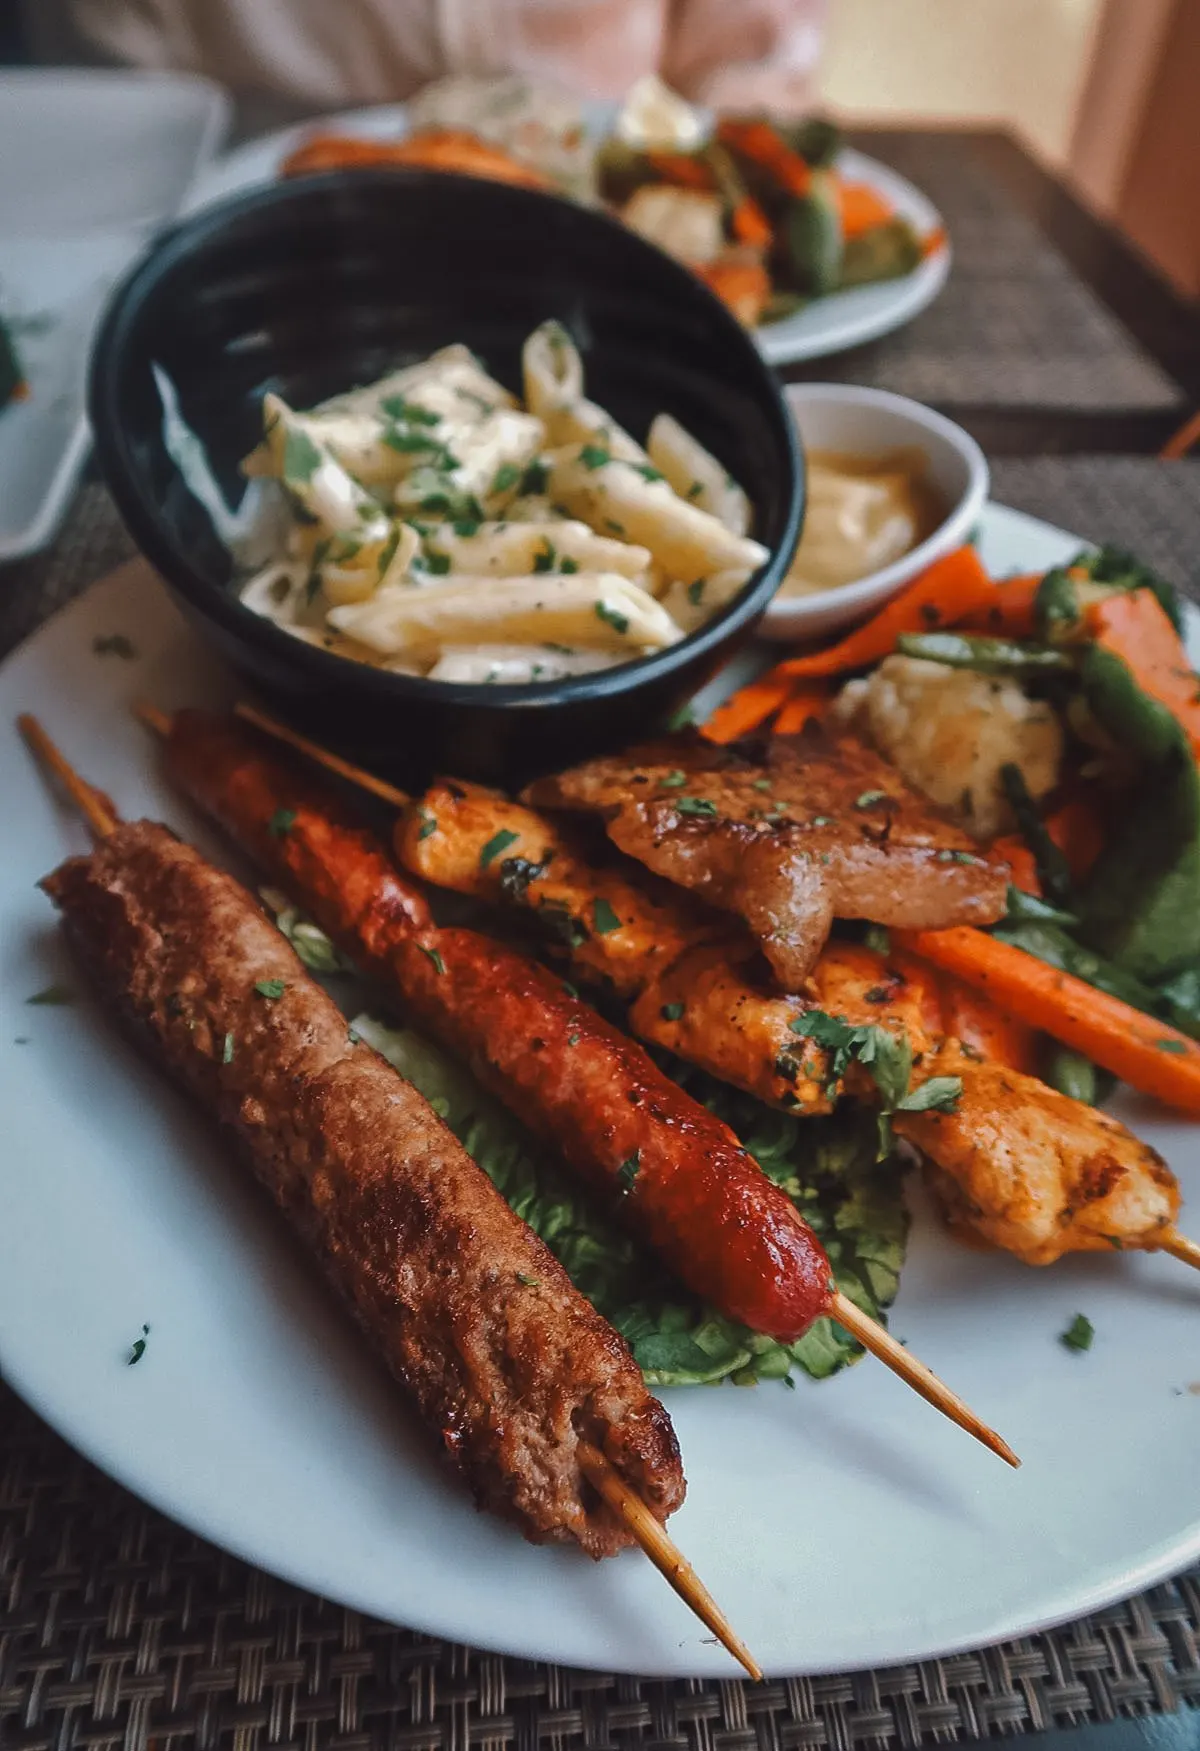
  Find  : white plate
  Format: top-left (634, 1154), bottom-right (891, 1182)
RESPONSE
top-left (0, 71), bottom-right (231, 561)
top-left (2, 500), bottom-right (1198, 1680)
top-left (185, 108), bottom-right (949, 368)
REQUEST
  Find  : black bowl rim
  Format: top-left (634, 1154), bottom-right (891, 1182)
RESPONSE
top-left (89, 166), bottom-right (804, 715)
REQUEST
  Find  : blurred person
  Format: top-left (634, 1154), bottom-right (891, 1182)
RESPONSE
top-left (64, 0), bottom-right (830, 113)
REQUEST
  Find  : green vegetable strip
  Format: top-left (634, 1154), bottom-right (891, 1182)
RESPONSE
top-left (999, 763), bottom-right (1073, 909)
top-left (896, 631), bottom-right (1074, 675)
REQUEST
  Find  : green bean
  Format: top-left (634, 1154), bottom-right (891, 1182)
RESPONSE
top-left (1043, 1046), bottom-right (1101, 1105)
top-left (896, 631), bottom-right (1074, 675)
top-left (999, 763), bottom-right (1074, 909)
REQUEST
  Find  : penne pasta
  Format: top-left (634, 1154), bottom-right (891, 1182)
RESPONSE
top-left (427, 643), bottom-right (617, 684)
top-left (547, 443), bottom-right (768, 587)
top-left (328, 571), bottom-right (684, 658)
top-left (421, 518), bottom-right (652, 579)
top-left (236, 326), bottom-right (762, 683)
top-left (647, 412), bottom-right (752, 536)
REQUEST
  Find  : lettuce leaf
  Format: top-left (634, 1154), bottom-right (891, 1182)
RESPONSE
top-left (354, 1014), bottom-right (909, 1388)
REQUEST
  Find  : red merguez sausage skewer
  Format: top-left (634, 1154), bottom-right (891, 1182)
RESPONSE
top-left (161, 709), bottom-right (829, 1342)
top-left (151, 708), bottom-right (1018, 1465)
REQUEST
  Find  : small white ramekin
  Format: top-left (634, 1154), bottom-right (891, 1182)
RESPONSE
top-left (760, 383), bottom-right (990, 644)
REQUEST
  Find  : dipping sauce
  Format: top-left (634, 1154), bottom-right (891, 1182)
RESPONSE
top-left (782, 448), bottom-right (944, 597)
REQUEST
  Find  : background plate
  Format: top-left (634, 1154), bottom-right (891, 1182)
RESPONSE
top-left (185, 107), bottom-right (949, 369)
top-left (1, 502), bottom-right (1197, 1679)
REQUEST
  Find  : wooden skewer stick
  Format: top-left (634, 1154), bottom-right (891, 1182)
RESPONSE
top-left (26, 711), bottom-right (760, 1684)
top-left (18, 713), bottom-right (117, 838)
top-left (830, 1291), bottom-right (1019, 1469)
top-left (577, 1442), bottom-right (762, 1681)
top-left (165, 703), bottom-right (1021, 1466)
top-left (235, 701), bottom-right (413, 809)
top-left (1159, 1228), bottom-right (1200, 1272)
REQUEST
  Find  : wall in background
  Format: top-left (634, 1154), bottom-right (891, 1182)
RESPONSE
top-left (818, 0), bottom-right (1103, 166)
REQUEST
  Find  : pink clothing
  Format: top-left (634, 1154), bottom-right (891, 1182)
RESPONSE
top-left (70, 0), bottom-right (829, 111)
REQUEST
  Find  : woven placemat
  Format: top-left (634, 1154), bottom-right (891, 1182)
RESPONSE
top-left (4, 474), bottom-right (1200, 1747)
top-left (808, 138), bottom-right (1184, 412)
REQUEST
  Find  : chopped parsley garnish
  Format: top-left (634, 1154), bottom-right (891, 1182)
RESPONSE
top-left (579, 444), bottom-right (611, 470)
top-left (660, 1002), bottom-right (685, 1022)
top-left (936, 849), bottom-right (981, 865)
top-left (516, 1272), bottom-right (540, 1287)
top-left (809, 815), bottom-right (833, 827)
top-left (254, 978), bottom-right (286, 1000)
top-left (521, 459), bottom-right (550, 495)
top-left (452, 516), bottom-right (482, 538)
top-left (26, 983), bottom-right (73, 1005)
top-left (592, 897), bottom-right (621, 935)
top-left (417, 808), bottom-right (438, 841)
top-left (480, 828), bottom-right (520, 869)
top-left (422, 549), bottom-right (451, 574)
top-left (375, 525), bottom-right (401, 579)
top-left (127, 1323), bottom-right (150, 1366)
top-left (268, 808), bottom-right (297, 838)
top-left (560, 557), bottom-right (579, 573)
top-left (633, 462), bottom-right (664, 483)
top-left (752, 778), bottom-right (772, 792)
top-left (567, 1032), bottom-right (580, 1047)
top-left (616, 1151), bottom-right (640, 1194)
top-left (282, 427), bottom-right (323, 485)
top-left (595, 600), bottom-right (630, 635)
top-left (221, 1031), bottom-right (236, 1064)
top-left (1060, 1313), bottom-right (1094, 1353)
top-left (1156, 1038), bottom-right (1188, 1053)
top-left (383, 426), bottom-right (442, 455)
top-left (347, 1026), bottom-right (361, 1045)
top-left (855, 790), bottom-right (888, 809)
top-left (659, 770), bottom-right (688, 788)
top-left (788, 1010), bottom-right (913, 1110)
top-left (687, 480), bottom-right (704, 500)
top-left (895, 1076), bottom-right (962, 1114)
top-left (687, 579), bottom-right (706, 605)
top-left (533, 540), bottom-right (556, 574)
top-left (491, 462), bottom-right (521, 495)
top-left (604, 518), bottom-right (625, 535)
top-left (418, 944), bottom-right (446, 975)
top-left (544, 641), bottom-right (574, 654)
top-left (675, 796), bottom-right (717, 818)
top-left (420, 491), bottom-right (453, 514)
top-left (380, 394), bottom-right (439, 426)
top-left (92, 633), bottom-right (137, 659)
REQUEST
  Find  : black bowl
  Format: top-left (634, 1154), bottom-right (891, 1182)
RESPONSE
top-left (89, 169), bottom-right (803, 784)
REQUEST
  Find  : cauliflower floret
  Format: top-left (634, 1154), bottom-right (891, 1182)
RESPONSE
top-left (833, 654), bottom-right (1063, 839)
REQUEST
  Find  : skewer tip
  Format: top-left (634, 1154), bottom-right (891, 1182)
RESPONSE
top-left (577, 1441), bottom-right (762, 1681)
top-left (830, 1290), bottom-right (1020, 1469)
top-left (133, 700), bottom-right (173, 737)
top-left (1159, 1228), bottom-right (1200, 1273)
top-left (18, 713), bottom-right (119, 838)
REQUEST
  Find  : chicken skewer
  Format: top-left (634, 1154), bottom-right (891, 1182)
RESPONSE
top-left (139, 702), bottom-right (1018, 1466)
top-left (227, 703), bottom-right (1194, 1275)
top-left (18, 714), bottom-right (761, 1683)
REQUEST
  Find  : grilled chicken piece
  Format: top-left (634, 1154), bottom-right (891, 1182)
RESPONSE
top-left (633, 941), bottom-right (938, 1114)
top-left (525, 730), bottom-right (1009, 986)
top-left (894, 1043), bottom-right (1180, 1263)
top-left (398, 778), bottom-right (725, 997)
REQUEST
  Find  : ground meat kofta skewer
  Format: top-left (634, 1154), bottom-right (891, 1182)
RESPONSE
top-left (138, 704), bottom-right (1019, 1469)
top-left (19, 717), bottom-right (762, 1683)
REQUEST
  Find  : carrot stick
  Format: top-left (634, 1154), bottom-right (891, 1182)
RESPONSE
top-left (1045, 797), bottom-right (1106, 885)
top-left (833, 176), bottom-right (894, 239)
top-left (647, 150), bottom-right (714, 191)
top-left (896, 927), bottom-right (1200, 1114)
top-left (774, 686), bottom-right (830, 734)
top-left (953, 574), bottom-right (1044, 637)
top-left (989, 835), bottom-right (1041, 896)
top-left (691, 256), bottom-right (771, 326)
top-left (920, 224), bottom-right (949, 260)
top-left (770, 547), bottom-right (1000, 680)
top-left (701, 674), bottom-right (794, 744)
top-left (729, 192), bottom-right (773, 248)
top-left (1088, 589), bottom-right (1200, 764)
top-left (715, 118), bottom-right (812, 198)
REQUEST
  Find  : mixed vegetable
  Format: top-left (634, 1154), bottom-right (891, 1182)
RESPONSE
top-left (280, 78), bottom-right (942, 331)
top-left (712, 543), bottom-right (1200, 1113)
